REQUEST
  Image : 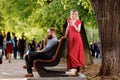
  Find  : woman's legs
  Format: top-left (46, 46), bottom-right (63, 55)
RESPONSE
top-left (7, 53), bottom-right (12, 63)
top-left (7, 53), bottom-right (9, 63)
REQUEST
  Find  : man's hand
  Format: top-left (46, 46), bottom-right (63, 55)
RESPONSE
top-left (35, 47), bottom-right (40, 52)
top-left (36, 49), bottom-right (45, 53)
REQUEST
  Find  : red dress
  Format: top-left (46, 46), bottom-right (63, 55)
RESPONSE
top-left (6, 42), bottom-right (13, 54)
top-left (67, 18), bottom-right (85, 69)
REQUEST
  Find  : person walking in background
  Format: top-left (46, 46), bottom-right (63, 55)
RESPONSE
top-left (90, 42), bottom-right (97, 58)
top-left (95, 42), bottom-right (101, 58)
top-left (27, 38), bottom-right (37, 53)
top-left (65, 10), bottom-right (85, 76)
top-left (18, 34), bottom-right (26, 59)
top-left (90, 42), bottom-right (95, 58)
top-left (0, 31), bottom-right (4, 64)
top-left (5, 32), bottom-right (15, 63)
top-left (30, 38), bottom-right (36, 51)
top-left (0, 31), bottom-right (4, 56)
top-left (28, 40), bottom-right (32, 52)
top-left (3, 34), bottom-right (7, 59)
top-left (12, 32), bottom-right (18, 59)
top-left (0, 31), bottom-right (4, 50)
top-left (36, 41), bottom-right (42, 50)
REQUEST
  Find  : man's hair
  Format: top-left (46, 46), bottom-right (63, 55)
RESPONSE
top-left (49, 27), bottom-right (56, 33)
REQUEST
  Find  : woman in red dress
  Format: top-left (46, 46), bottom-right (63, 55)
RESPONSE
top-left (5, 32), bottom-right (15, 63)
top-left (65, 10), bottom-right (85, 75)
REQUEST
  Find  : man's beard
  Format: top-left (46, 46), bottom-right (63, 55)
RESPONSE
top-left (48, 35), bottom-right (52, 39)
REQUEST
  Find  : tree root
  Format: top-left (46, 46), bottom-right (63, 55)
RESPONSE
top-left (112, 74), bottom-right (120, 80)
top-left (87, 73), bottom-right (120, 80)
top-left (87, 72), bottom-right (100, 80)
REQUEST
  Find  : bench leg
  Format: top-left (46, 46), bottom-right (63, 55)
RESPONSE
top-left (36, 62), bottom-right (69, 77)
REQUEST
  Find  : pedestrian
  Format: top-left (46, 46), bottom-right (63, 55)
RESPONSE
top-left (0, 31), bottom-right (4, 64)
top-left (95, 42), bottom-right (101, 58)
top-left (18, 34), bottom-right (26, 59)
top-left (3, 32), bottom-right (8, 59)
top-left (36, 41), bottom-right (42, 51)
top-left (28, 40), bottom-right (32, 52)
top-left (5, 32), bottom-right (15, 63)
top-left (12, 32), bottom-right (18, 59)
top-left (90, 43), bottom-right (95, 58)
top-left (30, 38), bottom-right (36, 51)
top-left (65, 9), bottom-right (85, 76)
top-left (90, 42), bottom-right (97, 58)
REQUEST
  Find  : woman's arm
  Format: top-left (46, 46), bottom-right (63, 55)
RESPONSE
top-left (72, 23), bottom-right (81, 32)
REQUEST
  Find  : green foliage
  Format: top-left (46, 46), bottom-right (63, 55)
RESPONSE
top-left (86, 28), bottom-right (99, 43)
top-left (0, 12), bottom-right (4, 29)
top-left (0, 0), bottom-right (98, 43)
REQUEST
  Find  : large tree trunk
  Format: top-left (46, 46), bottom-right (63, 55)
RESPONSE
top-left (91, 0), bottom-right (120, 78)
top-left (63, 21), bottom-right (93, 65)
top-left (80, 21), bottom-right (94, 65)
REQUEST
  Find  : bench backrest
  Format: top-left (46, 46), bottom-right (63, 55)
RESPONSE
top-left (51, 37), bottom-right (67, 63)
top-left (34, 36), bottom-right (68, 67)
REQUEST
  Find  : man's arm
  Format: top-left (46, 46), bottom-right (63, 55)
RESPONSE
top-left (43, 38), bottom-right (58, 52)
top-left (36, 37), bottom-right (58, 53)
top-left (36, 48), bottom-right (45, 53)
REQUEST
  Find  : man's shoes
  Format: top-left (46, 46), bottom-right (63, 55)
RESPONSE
top-left (23, 65), bottom-right (27, 69)
top-left (24, 73), bottom-right (34, 77)
top-left (23, 65), bottom-right (36, 71)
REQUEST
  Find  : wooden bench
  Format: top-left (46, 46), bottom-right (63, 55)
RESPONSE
top-left (33, 36), bottom-right (68, 77)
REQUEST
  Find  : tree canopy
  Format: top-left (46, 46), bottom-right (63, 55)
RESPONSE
top-left (0, 0), bottom-right (97, 42)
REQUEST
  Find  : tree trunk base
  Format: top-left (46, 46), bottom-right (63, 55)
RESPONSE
top-left (99, 51), bottom-right (119, 76)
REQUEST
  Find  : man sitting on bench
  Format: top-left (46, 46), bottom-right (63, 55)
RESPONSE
top-left (23, 27), bottom-right (58, 77)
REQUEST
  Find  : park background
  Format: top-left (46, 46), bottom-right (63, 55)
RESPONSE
top-left (0, 0), bottom-right (99, 43)
top-left (0, 0), bottom-right (120, 80)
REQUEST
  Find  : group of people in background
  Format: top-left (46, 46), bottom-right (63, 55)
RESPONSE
top-left (90, 42), bottom-right (101, 58)
top-left (27, 38), bottom-right (46, 54)
top-left (0, 29), bottom-right (51, 64)
top-left (0, 31), bottom-right (26, 63)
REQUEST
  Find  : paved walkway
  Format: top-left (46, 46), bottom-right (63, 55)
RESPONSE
top-left (0, 57), bottom-right (88, 80)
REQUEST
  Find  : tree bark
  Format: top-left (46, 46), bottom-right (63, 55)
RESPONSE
top-left (80, 21), bottom-right (94, 65)
top-left (91, 0), bottom-right (120, 78)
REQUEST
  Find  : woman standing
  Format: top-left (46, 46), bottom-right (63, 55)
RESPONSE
top-left (65, 10), bottom-right (85, 75)
top-left (5, 32), bottom-right (15, 63)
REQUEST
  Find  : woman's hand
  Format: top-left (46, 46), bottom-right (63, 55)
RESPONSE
top-left (71, 22), bottom-right (81, 32)
top-left (69, 20), bottom-right (76, 27)
top-left (69, 21), bottom-right (76, 28)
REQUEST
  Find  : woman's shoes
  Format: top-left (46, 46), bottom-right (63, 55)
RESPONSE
top-left (66, 69), bottom-right (78, 76)
top-left (66, 67), bottom-right (86, 76)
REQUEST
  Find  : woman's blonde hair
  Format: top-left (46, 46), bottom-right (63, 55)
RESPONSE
top-left (70, 9), bottom-right (79, 20)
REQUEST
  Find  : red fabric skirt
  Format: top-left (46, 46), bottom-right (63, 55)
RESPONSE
top-left (67, 33), bottom-right (85, 69)
top-left (6, 43), bottom-right (13, 54)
